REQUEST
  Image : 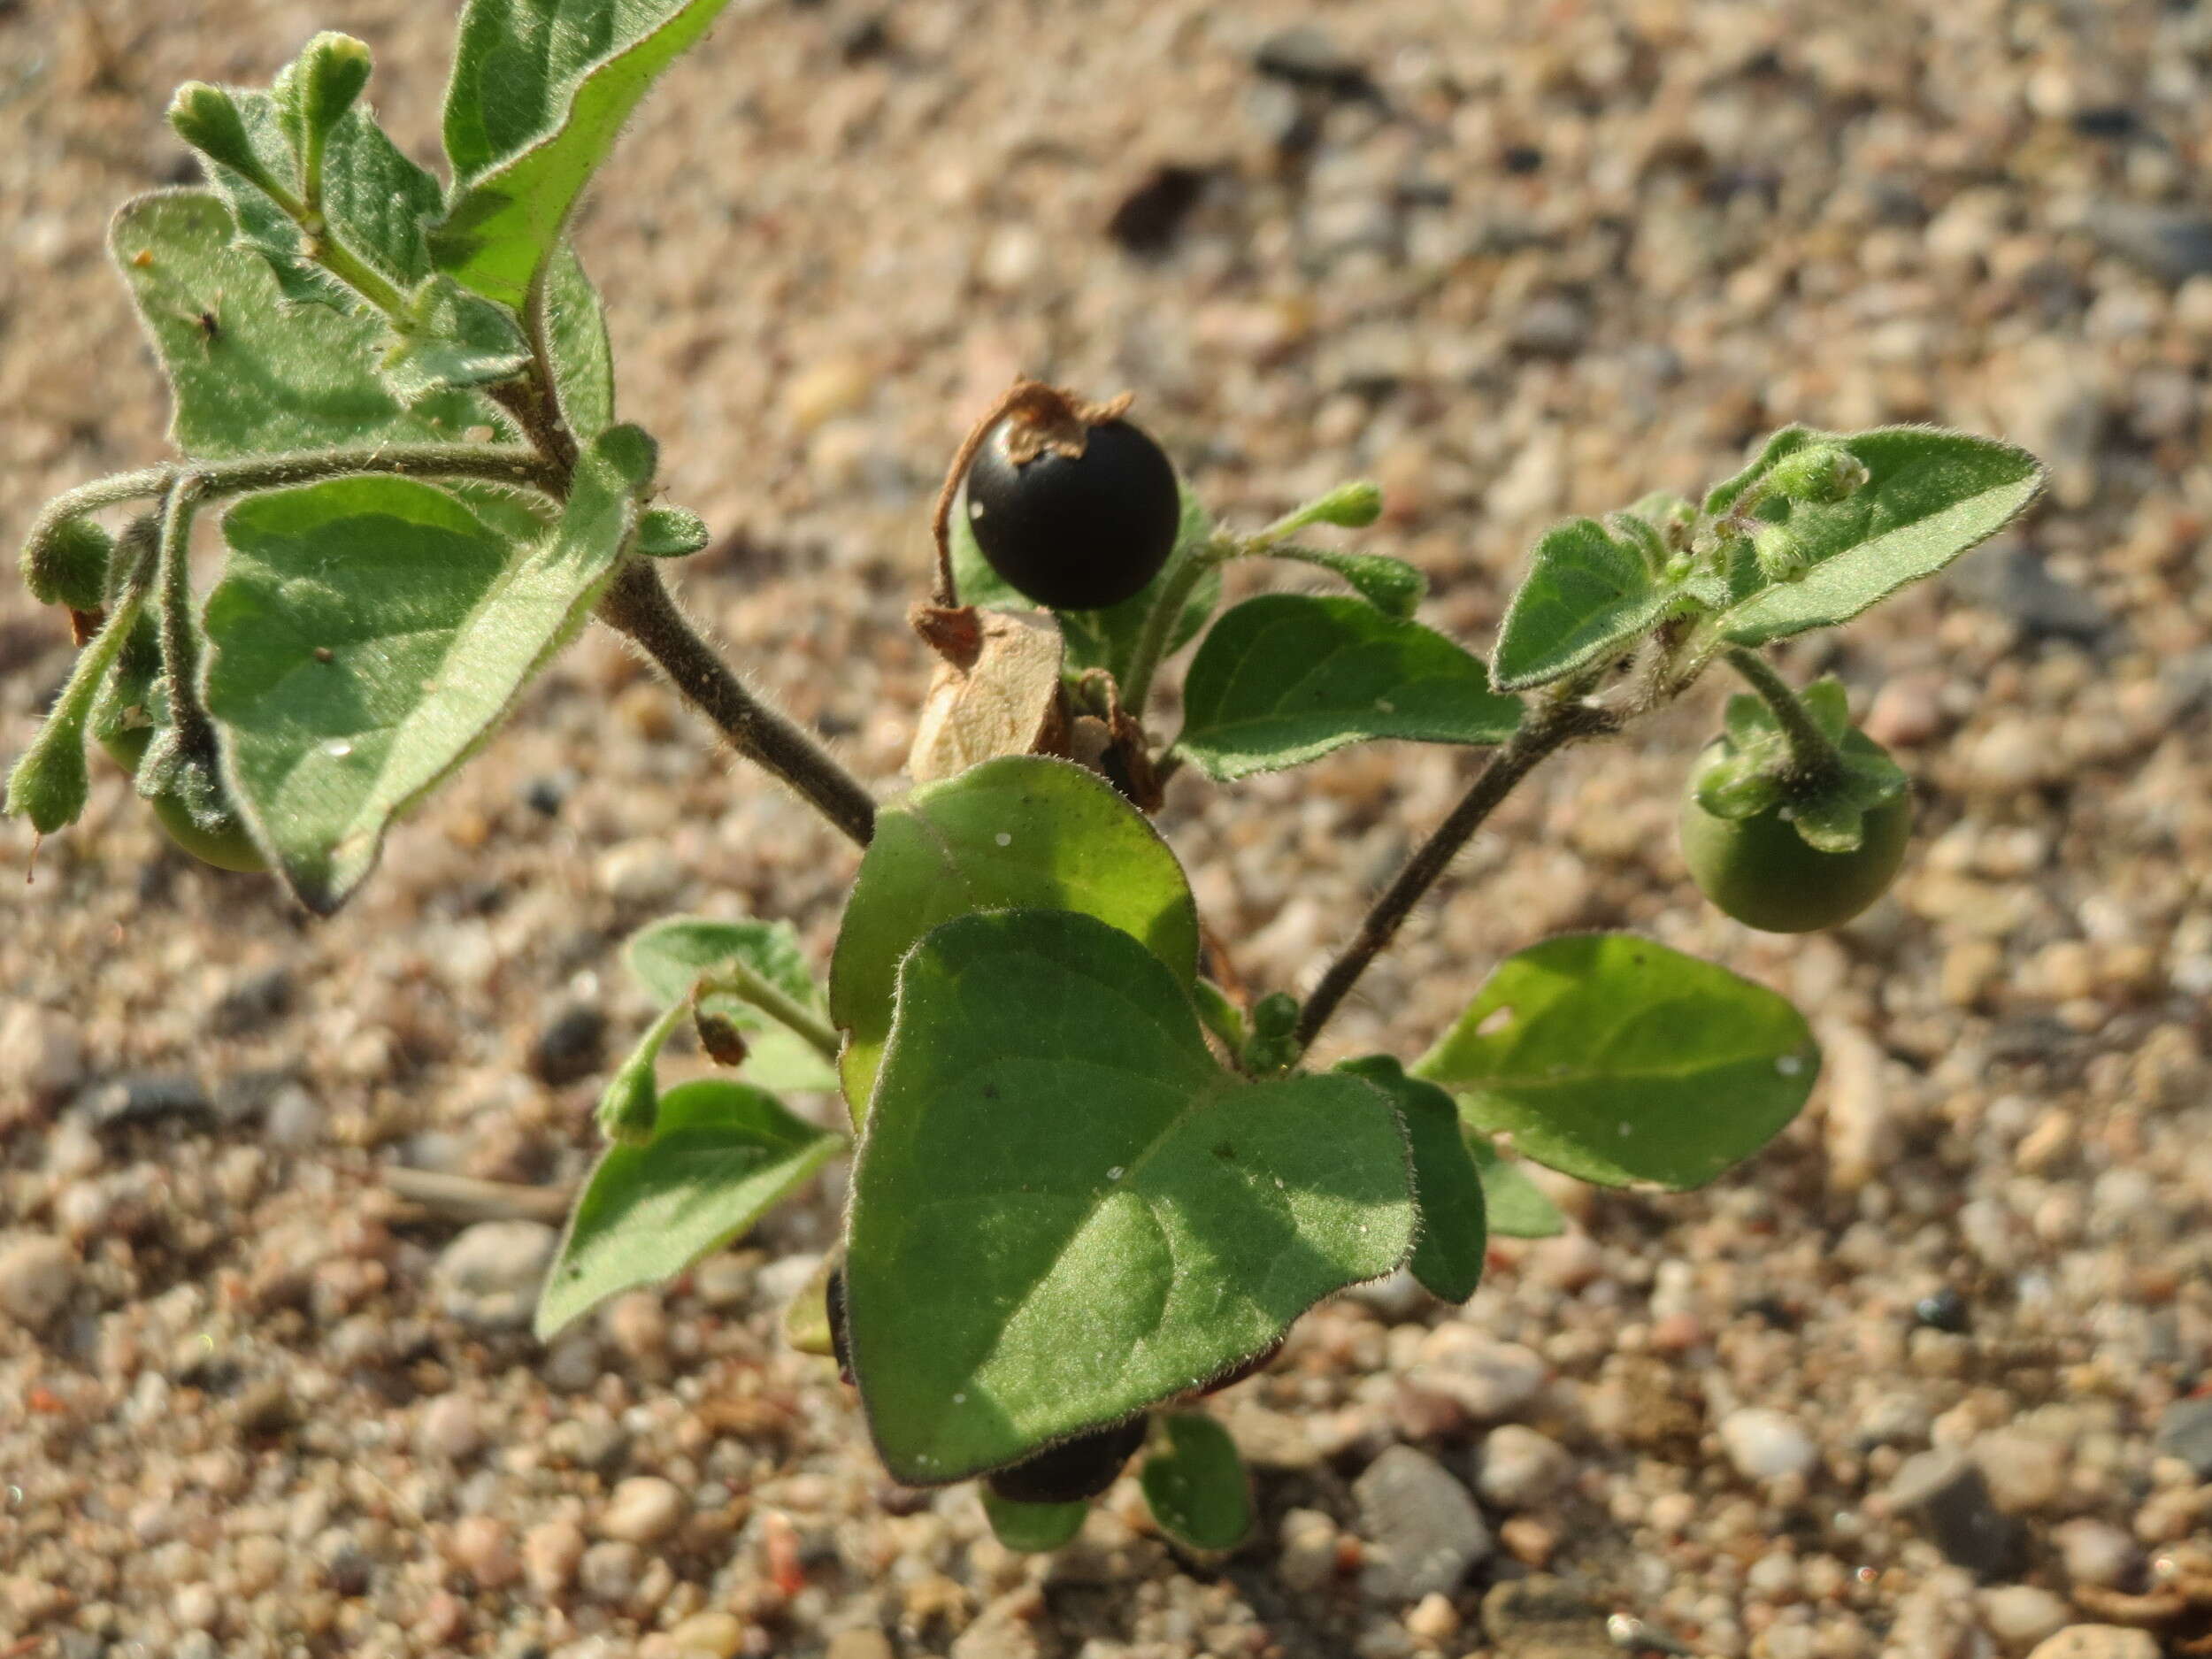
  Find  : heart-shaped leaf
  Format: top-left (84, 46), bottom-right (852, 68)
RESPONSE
top-left (204, 427), bottom-right (651, 911)
top-left (1492, 517), bottom-right (1671, 691)
top-left (1415, 933), bottom-right (1818, 1190)
top-left (1141, 1414), bottom-right (1254, 1551)
top-left (1177, 595), bottom-right (1521, 781)
top-left (846, 909), bottom-right (1414, 1484)
top-left (829, 756), bottom-right (1199, 1116)
top-left (537, 1079), bottom-right (841, 1338)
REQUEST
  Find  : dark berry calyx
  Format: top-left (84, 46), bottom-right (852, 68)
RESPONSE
top-left (985, 1414), bottom-right (1149, 1505)
top-left (961, 382), bottom-right (1180, 612)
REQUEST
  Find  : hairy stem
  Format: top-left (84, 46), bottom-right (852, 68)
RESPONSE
top-left (25, 446), bottom-right (561, 560)
top-left (597, 560), bottom-right (876, 847)
top-left (153, 480), bottom-right (215, 757)
top-left (703, 962), bottom-right (842, 1065)
top-left (1723, 646), bottom-right (1843, 784)
top-left (1294, 699), bottom-right (1617, 1053)
top-left (1118, 534), bottom-right (1225, 715)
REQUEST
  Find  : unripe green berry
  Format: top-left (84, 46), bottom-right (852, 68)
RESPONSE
top-left (595, 1057), bottom-right (659, 1146)
top-left (23, 517), bottom-right (113, 611)
top-left (168, 82), bottom-right (271, 186)
top-left (1754, 523), bottom-right (1809, 584)
top-left (1765, 443), bottom-right (1869, 506)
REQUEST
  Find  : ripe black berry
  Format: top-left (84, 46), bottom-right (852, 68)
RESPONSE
top-left (986, 1414), bottom-right (1148, 1506)
top-left (963, 404), bottom-right (1180, 611)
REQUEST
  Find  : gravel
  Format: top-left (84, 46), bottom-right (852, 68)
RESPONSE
top-left (7, 0), bottom-right (2212, 1653)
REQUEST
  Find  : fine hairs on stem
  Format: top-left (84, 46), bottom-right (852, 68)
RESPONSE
top-left (1293, 698), bottom-right (1619, 1052)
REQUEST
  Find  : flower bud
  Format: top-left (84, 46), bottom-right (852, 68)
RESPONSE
top-left (1754, 524), bottom-right (1810, 584)
top-left (6, 706), bottom-right (90, 835)
top-left (167, 82), bottom-right (272, 187)
top-left (1765, 443), bottom-right (1869, 506)
top-left (23, 517), bottom-right (112, 611)
top-left (1302, 480), bottom-right (1383, 528)
top-left (290, 33), bottom-right (373, 140)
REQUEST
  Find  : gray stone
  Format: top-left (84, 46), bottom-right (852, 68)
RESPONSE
top-left (2153, 1394), bottom-right (2212, 1479)
top-left (70, 1073), bottom-right (211, 1131)
top-left (1353, 1445), bottom-right (1492, 1600)
top-left (2084, 202), bottom-right (2212, 284)
top-left (211, 965), bottom-right (294, 1035)
top-left (434, 1220), bottom-right (557, 1332)
top-left (1946, 543), bottom-right (2108, 641)
top-left (1886, 1448), bottom-right (2028, 1581)
top-left (529, 1002), bottom-right (606, 1087)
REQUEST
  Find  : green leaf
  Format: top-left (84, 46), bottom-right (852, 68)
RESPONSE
top-left (981, 1489), bottom-right (1089, 1553)
top-left (434, 0), bottom-right (741, 308)
top-left (204, 427), bottom-right (651, 912)
top-left (1260, 543), bottom-right (1427, 618)
top-left (829, 755), bottom-right (1200, 1116)
top-left (1415, 933), bottom-right (1819, 1191)
top-left (1177, 595), bottom-right (1521, 781)
top-left (1716, 428), bottom-right (2046, 646)
top-left (536, 1078), bottom-right (842, 1339)
top-left (1338, 1056), bottom-right (1485, 1303)
top-left (1463, 1136), bottom-right (1564, 1239)
top-left (1141, 1415), bottom-right (1254, 1552)
top-left (111, 191), bottom-right (496, 457)
top-left (626, 915), bottom-right (839, 1093)
top-left (1493, 518), bottom-right (1671, 692)
top-left (637, 507), bottom-right (709, 558)
top-left (545, 242), bottom-right (615, 438)
top-left (846, 910), bottom-right (1414, 1484)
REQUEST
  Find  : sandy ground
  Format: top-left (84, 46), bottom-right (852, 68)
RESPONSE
top-left (4, 0), bottom-right (2211, 1655)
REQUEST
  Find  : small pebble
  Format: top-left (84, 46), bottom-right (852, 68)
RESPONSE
top-left (1354, 1445), bottom-right (1493, 1601)
top-left (2051, 1518), bottom-right (2141, 1589)
top-left (417, 1394), bottom-right (484, 1462)
top-left (1980, 1586), bottom-right (2070, 1652)
top-left (599, 1476), bottom-right (686, 1545)
top-left (523, 1518), bottom-right (587, 1595)
top-left (1476, 1425), bottom-right (1574, 1510)
top-left (434, 1220), bottom-right (557, 1332)
top-left (578, 1539), bottom-right (643, 1603)
top-left (2024, 1629), bottom-right (2161, 1659)
top-left (1719, 1408), bottom-right (1819, 1481)
top-left (668, 1611), bottom-right (749, 1656)
top-left (0, 1233), bottom-right (78, 1330)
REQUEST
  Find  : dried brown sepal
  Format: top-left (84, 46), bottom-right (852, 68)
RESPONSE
top-left (693, 1008), bottom-right (750, 1068)
top-left (907, 604), bottom-right (1070, 784)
